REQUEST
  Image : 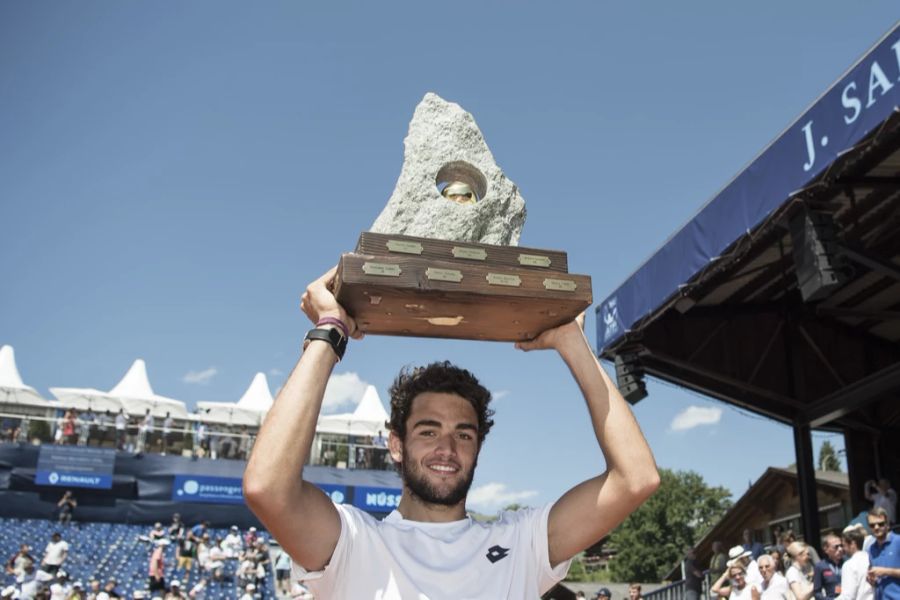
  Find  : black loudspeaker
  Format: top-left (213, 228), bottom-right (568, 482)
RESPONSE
top-left (789, 208), bottom-right (847, 302)
top-left (615, 353), bottom-right (647, 405)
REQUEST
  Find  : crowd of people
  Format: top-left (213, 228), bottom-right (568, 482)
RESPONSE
top-left (1, 513), bottom-right (298, 600)
top-left (701, 479), bottom-right (898, 600)
top-left (0, 409), bottom-right (256, 461)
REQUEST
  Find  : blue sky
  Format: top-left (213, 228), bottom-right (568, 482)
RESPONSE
top-left (1, 2), bottom-right (897, 512)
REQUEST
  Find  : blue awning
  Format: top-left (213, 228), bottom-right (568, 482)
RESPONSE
top-left (596, 23), bottom-right (900, 352)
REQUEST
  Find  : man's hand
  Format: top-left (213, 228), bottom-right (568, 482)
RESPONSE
top-left (299, 266), bottom-right (363, 339)
top-left (514, 312), bottom-right (586, 353)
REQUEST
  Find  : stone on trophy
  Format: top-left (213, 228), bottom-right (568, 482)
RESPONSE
top-left (370, 92), bottom-right (527, 246)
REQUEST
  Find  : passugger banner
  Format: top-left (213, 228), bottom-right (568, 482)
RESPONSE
top-left (171, 475), bottom-right (350, 506)
top-left (35, 445), bottom-right (116, 490)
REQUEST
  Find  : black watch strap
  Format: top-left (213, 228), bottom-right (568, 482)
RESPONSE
top-left (304, 327), bottom-right (347, 361)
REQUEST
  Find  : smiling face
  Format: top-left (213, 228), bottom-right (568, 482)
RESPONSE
top-left (389, 391), bottom-right (480, 511)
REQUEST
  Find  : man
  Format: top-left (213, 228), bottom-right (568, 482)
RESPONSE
top-left (754, 555), bottom-right (789, 600)
top-left (162, 412), bottom-right (174, 455)
top-left (149, 540), bottom-right (166, 594)
top-left (49, 570), bottom-right (71, 600)
top-left (865, 480), bottom-right (898, 526)
top-left (243, 268), bottom-right (660, 598)
top-left (744, 529), bottom-right (766, 560)
top-left (40, 533), bottom-right (68, 576)
top-left (710, 541), bottom-right (728, 582)
top-left (814, 533), bottom-right (844, 600)
top-left (596, 588), bottom-right (612, 600)
top-left (5, 544), bottom-right (34, 578)
top-left (629, 583), bottom-right (643, 600)
top-left (114, 410), bottom-right (127, 451)
top-left (866, 506), bottom-right (900, 599)
top-left (684, 548), bottom-right (703, 600)
top-left (838, 524), bottom-right (872, 600)
top-left (137, 409), bottom-right (153, 454)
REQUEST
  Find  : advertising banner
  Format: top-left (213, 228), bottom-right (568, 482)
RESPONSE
top-left (171, 476), bottom-right (350, 506)
top-left (351, 485), bottom-right (403, 511)
top-left (35, 445), bottom-right (116, 490)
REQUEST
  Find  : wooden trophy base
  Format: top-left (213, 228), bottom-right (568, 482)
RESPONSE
top-left (334, 232), bottom-right (592, 342)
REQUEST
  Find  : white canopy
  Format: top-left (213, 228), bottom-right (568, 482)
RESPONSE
top-left (236, 372), bottom-right (274, 413)
top-left (191, 373), bottom-right (273, 426)
top-left (50, 359), bottom-right (189, 418)
top-left (195, 402), bottom-right (261, 427)
top-left (316, 385), bottom-right (389, 437)
top-left (0, 345), bottom-right (54, 409)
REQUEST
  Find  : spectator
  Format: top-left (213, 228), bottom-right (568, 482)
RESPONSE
top-left (148, 522), bottom-right (166, 543)
top-left (713, 564), bottom-right (754, 600)
top-left (40, 533), bottom-right (68, 576)
top-left (62, 410), bottom-right (77, 445)
top-left (164, 580), bottom-right (184, 600)
top-left (814, 532), bottom-right (844, 600)
top-left (744, 529), bottom-right (766, 561)
top-left (167, 513), bottom-right (183, 539)
top-left (243, 527), bottom-right (257, 549)
top-left (752, 555), bottom-right (789, 600)
top-left (629, 583), bottom-right (642, 600)
top-left (148, 540), bottom-right (166, 594)
top-left (49, 570), bottom-right (71, 600)
top-left (865, 479), bottom-right (897, 526)
top-left (15, 415), bottom-right (30, 444)
top-left (787, 541), bottom-right (815, 600)
top-left (137, 410), bottom-right (153, 454)
top-left (193, 422), bottom-right (207, 458)
top-left (866, 506), bottom-right (900, 599)
top-left (710, 541), bottom-right (728, 582)
top-left (77, 410), bottom-right (93, 447)
top-left (174, 524), bottom-right (195, 573)
top-left (769, 548), bottom-right (786, 575)
top-left (85, 579), bottom-right (101, 600)
top-left (17, 564), bottom-right (40, 600)
top-left (729, 545), bottom-right (764, 589)
top-left (115, 410), bottom-right (127, 451)
top-left (96, 411), bottom-right (110, 447)
top-left (161, 413), bottom-right (174, 456)
top-left (838, 524), bottom-right (873, 600)
top-left (683, 547), bottom-right (703, 600)
top-left (70, 581), bottom-right (84, 600)
top-left (596, 588), bottom-right (612, 600)
top-left (274, 547), bottom-right (291, 596)
top-left (100, 578), bottom-right (120, 600)
top-left (5, 544), bottom-right (35, 578)
top-left (237, 427), bottom-right (251, 460)
top-left (56, 491), bottom-right (77, 525)
top-left (222, 526), bottom-right (242, 558)
top-left (238, 584), bottom-right (254, 600)
top-left (187, 578), bottom-right (206, 600)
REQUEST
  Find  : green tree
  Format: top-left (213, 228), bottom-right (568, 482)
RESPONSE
top-left (818, 440), bottom-right (842, 472)
top-left (608, 468), bottom-right (732, 583)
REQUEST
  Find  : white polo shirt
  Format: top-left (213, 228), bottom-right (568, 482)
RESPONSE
top-left (294, 502), bottom-right (571, 599)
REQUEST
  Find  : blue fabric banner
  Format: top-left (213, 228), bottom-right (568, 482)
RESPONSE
top-left (597, 24), bottom-right (900, 351)
top-left (35, 445), bottom-right (116, 490)
top-left (351, 485), bottom-right (403, 511)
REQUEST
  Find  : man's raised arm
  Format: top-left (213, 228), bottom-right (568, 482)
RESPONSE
top-left (516, 316), bottom-right (660, 566)
top-left (243, 267), bottom-right (359, 572)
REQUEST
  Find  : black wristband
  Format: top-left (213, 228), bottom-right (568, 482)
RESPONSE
top-left (304, 327), bottom-right (347, 361)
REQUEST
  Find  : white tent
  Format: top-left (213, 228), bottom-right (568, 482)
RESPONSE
top-left (192, 372), bottom-right (273, 426)
top-left (316, 385), bottom-right (389, 437)
top-left (0, 345), bottom-right (54, 409)
top-left (236, 372), bottom-right (274, 413)
top-left (50, 359), bottom-right (189, 418)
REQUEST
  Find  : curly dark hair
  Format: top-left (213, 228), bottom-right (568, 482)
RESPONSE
top-left (387, 361), bottom-right (494, 444)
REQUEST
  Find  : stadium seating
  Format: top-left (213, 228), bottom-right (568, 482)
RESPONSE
top-left (0, 518), bottom-right (275, 599)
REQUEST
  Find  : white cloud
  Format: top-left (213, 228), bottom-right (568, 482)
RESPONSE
top-left (493, 390), bottom-right (510, 401)
top-left (182, 367), bottom-right (218, 385)
top-left (268, 368), bottom-right (284, 377)
top-left (467, 482), bottom-right (538, 511)
top-left (322, 372), bottom-right (370, 412)
top-left (670, 406), bottom-right (722, 431)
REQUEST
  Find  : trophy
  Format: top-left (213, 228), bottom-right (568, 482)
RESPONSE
top-left (334, 93), bottom-right (592, 342)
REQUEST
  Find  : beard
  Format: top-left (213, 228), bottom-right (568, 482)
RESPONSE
top-left (400, 453), bottom-right (476, 507)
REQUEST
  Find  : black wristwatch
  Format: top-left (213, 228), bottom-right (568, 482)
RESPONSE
top-left (303, 327), bottom-right (348, 361)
